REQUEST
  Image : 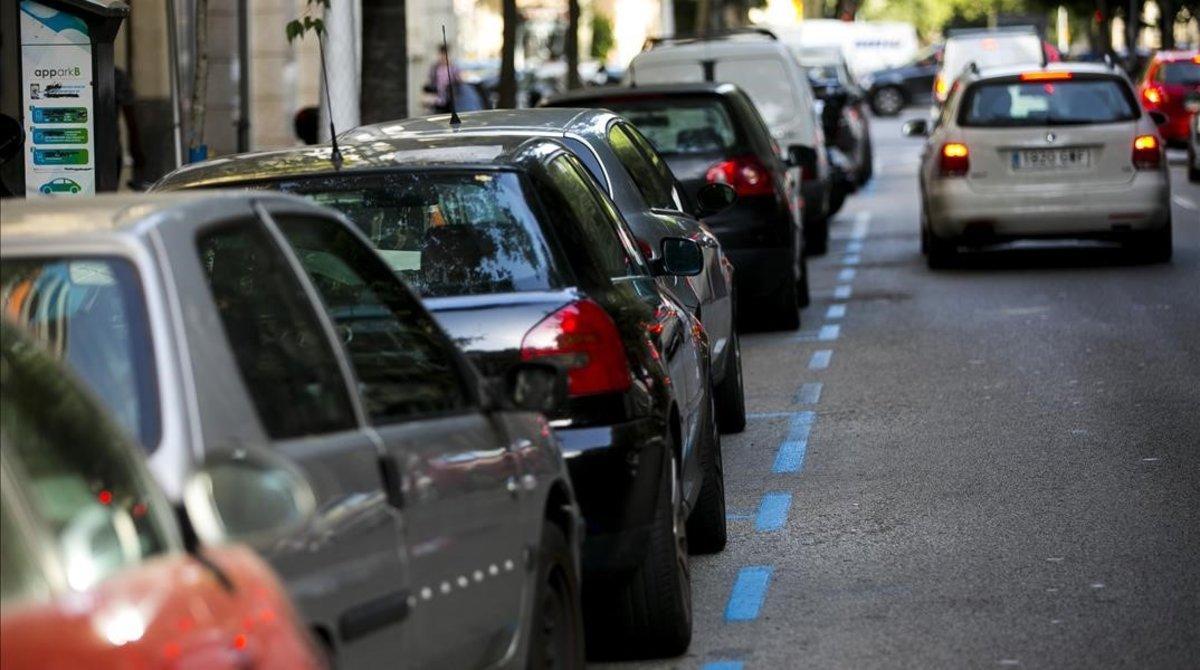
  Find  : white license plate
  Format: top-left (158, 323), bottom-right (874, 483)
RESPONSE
top-left (1013, 148), bottom-right (1091, 171)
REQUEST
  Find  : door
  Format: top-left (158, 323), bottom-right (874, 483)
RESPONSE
top-left (185, 217), bottom-right (413, 667)
top-left (267, 211), bottom-right (528, 669)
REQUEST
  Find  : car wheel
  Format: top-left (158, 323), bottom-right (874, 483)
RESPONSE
top-left (926, 232), bottom-right (958, 269)
top-left (41, 186), bottom-right (51, 194)
top-left (713, 330), bottom-right (746, 434)
top-left (1133, 222), bottom-right (1172, 264)
top-left (527, 522), bottom-right (585, 670)
top-left (804, 215), bottom-right (829, 256)
top-left (1189, 146), bottom-right (1199, 183)
top-left (870, 86), bottom-right (905, 116)
top-left (69, 186), bottom-right (79, 193)
top-left (687, 393), bottom-right (728, 554)
top-left (796, 258), bottom-right (811, 310)
top-left (586, 450), bottom-right (692, 659)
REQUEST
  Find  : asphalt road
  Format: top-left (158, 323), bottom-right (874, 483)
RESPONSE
top-left (601, 115), bottom-right (1200, 669)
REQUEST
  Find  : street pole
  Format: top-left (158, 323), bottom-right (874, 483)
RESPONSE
top-left (165, 0), bottom-right (183, 168)
top-left (236, 0), bottom-right (249, 152)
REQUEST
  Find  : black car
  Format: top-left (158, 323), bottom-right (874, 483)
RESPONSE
top-left (356, 108), bottom-right (746, 433)
top-left (863, 43), bottom-right (942, 116)
top-left (545, 83), bottom-right (810, 330)
top-left (799, 46), bottom-right (875, 210)
top-left (156, 133), bottom-right (727, 659)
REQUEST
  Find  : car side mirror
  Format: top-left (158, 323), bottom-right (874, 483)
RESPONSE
top-left (655, 237), bottom-right (704, 277)
top-left (695, 182), bottom-right (736, 217)
top-left (503, 361), bottom-right (568, 414)
top-left (787, 145), bottom-right (818, 179)
top-left (183, 449), bottom-right (316, 545)
top-left (902, 119), bottom-right (929, 137)
top-left (1148, 110), bottom-right (1169, 126)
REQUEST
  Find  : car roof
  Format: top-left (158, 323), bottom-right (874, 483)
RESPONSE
top-left (155, 132), bottom-right (563, 190)
top-left (634, 36), bottom-right (794, 61)
top-left (545, 82), bottom-right (743, 106)
top-left (1150, 50), bottom-right (1199, 63)
top-left (966, 61), bottom-right (1125, 83)
top-left (0, 191), bottom-right (319, 239)
top-left (344, 108), bottom-right (607, 139)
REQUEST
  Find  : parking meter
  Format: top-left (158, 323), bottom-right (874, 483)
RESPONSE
top-left (0, 0), bottom-right (127, 197)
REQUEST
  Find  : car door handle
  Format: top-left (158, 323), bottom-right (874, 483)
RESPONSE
top-left (339, 589), bottom-right (410, 642)
top-left (378, 454), bottom-right (405, 510)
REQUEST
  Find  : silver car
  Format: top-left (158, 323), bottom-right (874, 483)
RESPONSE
top-left (0, 192), bottom-right (585, 669)
top-left (904, 62), bottom-right (1173, 267)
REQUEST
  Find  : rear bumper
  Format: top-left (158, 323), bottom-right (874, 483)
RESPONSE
top-left (558, 417), bottom-right (667, 577)
top-left (926, 174), bottom-right (1171, 240)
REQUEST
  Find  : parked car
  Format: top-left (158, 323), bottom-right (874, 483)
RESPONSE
top-left (0, 192), bottom-right (585, 669)
top-left (801, 45), bottom-right (874, 185)
top-left (156, 133), bottom-right (728, 658)
top-left (1137, 51), bottom-right (1200, 147)
top-left (546, 83), bottom-right (813, 325)
top-left (626, 30), bottom-right (835, 257)
top-left (357, 108), bottom-right (746, 432)
top-left (37, 177), bottom-right (81, 194)
top-left (1187, 91), bottom-right (1200, 183)
top-left (937, 28), bottom-right (1045, 105)
top-left (861, 43), bottom-right (942, 116)
top-left (903, 62), bottom-right (1172, 267)
top-left (0, 320), bottom-right (324, 670)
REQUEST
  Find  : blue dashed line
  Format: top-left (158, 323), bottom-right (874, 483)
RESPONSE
top-left (838, 267), bottom-right (857, 281)
top-left (795, 382), bottom-right (823, 404)
top-left (843, 254), bottom-right (861, 266)
top-left (809, 349), bottom-right (833, 369)
top-left (847, 240), bottom-right (864, 253)
top-left (755, 492), bottom-right (792, 531)
top-left (834, 284), bottom-right (853, 299)
top-left (826, 303), bottom-right (846, 320)
top-left (819, 324), bottom-right (840, 341)
top-left (772, 411), bottom-right (815, 473)
top-left (702, 662), bottom-right (744, 670)
top-left (725, 566), bottom-right (774, 621)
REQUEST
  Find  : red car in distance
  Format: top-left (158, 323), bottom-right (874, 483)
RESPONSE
top-left (0, 321), bottom-right (325, 670)
top-left (1138, 51), bottom-right (1200, 145)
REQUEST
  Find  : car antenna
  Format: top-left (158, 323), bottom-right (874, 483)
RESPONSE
top-left (317, 29), bottom-right (344, 170)
top-left (442, 26), bottom-right (461, 127)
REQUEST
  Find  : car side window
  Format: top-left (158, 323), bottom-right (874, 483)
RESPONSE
top-left (197, 220), bottom-right (358, 439)
top-left (541, 155), bottom-right (648, 279)
top-left (607, 123), bottom-right (677, 210)
top-left (273, 215), bottom-right (472, 423)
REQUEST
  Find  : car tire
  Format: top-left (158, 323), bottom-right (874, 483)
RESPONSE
top-left (527, 522), bottom-right (586, 670)
top-left (804, 216), bottom-right (829, 256)
top-left (69, 186), bottom-right (79, 194)
top-left (1189, 146), bottom-right (1199, 183)
top-left (713, 330), bottom-right (746, 434)
top-left (586, 451), bottom-right (692, 659)
top-left (797, 258), bottom-right (811, 310)
top-left (41, 186), bottom-right (51, 194)
top-left (687, 394), bottom-right (727, 554)
top-left (870, 86), bottom-right (905, 116)
top-left (926, 231), bottom-right (958, 269)
top-left (1135, 223), bottom-right (1172, 264)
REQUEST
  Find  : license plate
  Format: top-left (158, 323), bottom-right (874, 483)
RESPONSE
top-left (1012, 148), bottom-right (1091, 170)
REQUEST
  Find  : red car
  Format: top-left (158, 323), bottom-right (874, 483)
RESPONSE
top-left (1138, 51), bottom-right (1200, 145)
top-left (0, 321), bottom-right (325, 670)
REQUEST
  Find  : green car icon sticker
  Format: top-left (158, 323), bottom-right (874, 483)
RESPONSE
top-left (39, 177), bottom-right (82, 194)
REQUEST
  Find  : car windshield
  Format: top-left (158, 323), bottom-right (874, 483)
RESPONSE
top-left (1159, 60), bottom-right (1200, 85)
top-left (944, 33), bottom-right (1043, 80)
top-left (0, 258), bottom-right (160, 451)
top-left (595, 97), bottom-right (738, 155)
top-left (960, 78), bottom-right (1138, 127)
top-left (275, 171), bottom-right (565, 298)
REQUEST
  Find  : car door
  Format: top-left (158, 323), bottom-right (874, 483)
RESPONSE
top-left (176, 215), bottom-right (413, 667)
top-left (266, 210), bottom-right (528, 669)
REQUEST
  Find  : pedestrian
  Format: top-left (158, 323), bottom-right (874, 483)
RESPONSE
top-left (425, 44), bottom-right (485, 114)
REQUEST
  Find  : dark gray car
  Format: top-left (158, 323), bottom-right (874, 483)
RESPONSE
top-left (344, 109), bottom-right (746, 433)
top-left (0, 192), bottom-right (585, 669)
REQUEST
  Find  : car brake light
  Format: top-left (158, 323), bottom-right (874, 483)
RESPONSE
top-left (934, 75), bottom-right (948, 101)
top-left (706, 154), bottom-right (775, 197)
top-left (938, 142), bottom-right (970, 177)
top-left (1132, 134), bottom-right (1161, 170)
top-left (1020, 71), bottom-right (1073, 81)
top-left (1143, 86), bottom-right (1165, 106)
top-left (520, 299), bottom-right (632, 397)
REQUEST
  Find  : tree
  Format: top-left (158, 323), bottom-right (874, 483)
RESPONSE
top-left (499, 0), bottom-right (519, 108)
top-left (566, 0), bottom-right (582, 89)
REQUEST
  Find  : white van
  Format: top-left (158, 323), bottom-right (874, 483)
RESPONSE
top-left (627, 32), bottom-right (835, 235)
top-left (774, 20), bottom-right (919, 79)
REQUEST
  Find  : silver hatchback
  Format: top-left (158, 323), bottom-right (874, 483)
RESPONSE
top-left (0, 192), bottom-right (585, 669)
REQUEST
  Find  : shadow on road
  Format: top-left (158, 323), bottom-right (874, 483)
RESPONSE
top-left (936, 243), bottom-right (1174, 272)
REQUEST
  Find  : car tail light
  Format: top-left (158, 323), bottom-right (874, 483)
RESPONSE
top-left (706, 155), bottom-right (775, 196)
top-left (938, 142), bottom-right (970, 177)
top-left (1132, 134), bottom-right (1162, 170)
top-left (934, 74), bottom-right (948, 101)
top-left (1019, 71), bottom-right (1073, 82)
top-left (1143, 86), bottom-right (1166, 106)
top-left (521, 299), bottom-right (632, 397)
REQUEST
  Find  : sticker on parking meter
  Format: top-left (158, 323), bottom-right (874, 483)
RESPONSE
top-left (20, 1), bottom-right (95, 196)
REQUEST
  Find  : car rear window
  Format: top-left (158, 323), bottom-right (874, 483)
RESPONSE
top-left (1157, 60), bottom-right (1200, 85)
top-left (596, 97), bottom-right (737, 155)
top-left (274, 171), bottom-right (565, 298)
top-left (959, 78), bottom-right (1138, 127)
top-left (1, 257), bottom-right (161, 451)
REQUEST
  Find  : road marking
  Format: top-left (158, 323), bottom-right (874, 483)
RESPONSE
top-left (834, 284), bottom-right (853, 299)
top-left (851, 211), bottom-right (872, 240)
top-left (826, 303), bottom-right (847, 319)
top-left (809, 349), bottom-right (833, 369)
top-left (819, 324), bottom-right (840, 341)
top-left (755, 492), bottom-right (792, 531)
top-left (846, 240), bottom-right (864, 253)
top-left (773, 411), bottom-right (815, 473)
top-left (725, 512), bottom-right (755, 521)
top-left (795, 382), bottom-right (823, 404)
top-left (748, 411), bottom-right (797, 419)
top-left (725, 566), bottom-right (774, 621)
top-left (843, 254), bottom-right (861, 266)
top-left (1173, 195), bottom-right (1197, 210)
top-left (838, 268), bottom-right (857, 282)
top-left (701, 662), bottom-right (744, 670)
